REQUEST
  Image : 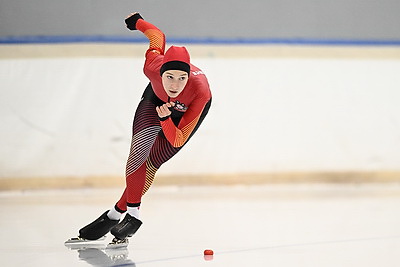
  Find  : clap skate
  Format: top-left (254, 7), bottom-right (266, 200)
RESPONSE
top-left (65, 210), bottom-right (119, 249)
top-left (105, 213), bottom-right (142, 249)
top-left (64, 236), bottom-right (107, 250)
top-left (106, 237), bottom-right (130, 249)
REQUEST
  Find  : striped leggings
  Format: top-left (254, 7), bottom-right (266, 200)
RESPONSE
top-left (115, 84), bottom-right (182, 211)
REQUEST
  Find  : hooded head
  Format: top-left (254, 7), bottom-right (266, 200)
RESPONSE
top-left (160, 46), bottom-right (191, 76)
top-left (160, 46), bottom-right (191, 98)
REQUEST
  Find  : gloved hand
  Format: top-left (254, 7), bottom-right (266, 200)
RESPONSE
top-left (125, 12), bottom-right (144, 30)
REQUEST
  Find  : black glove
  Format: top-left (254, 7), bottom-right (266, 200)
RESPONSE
top-left (125, 13), bottom-right (144, 30)
top-left (159, 105), bottom-right (174, 121)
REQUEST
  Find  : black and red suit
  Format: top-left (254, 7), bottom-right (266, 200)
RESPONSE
top-left (114, 16), bottom-right (212, 212)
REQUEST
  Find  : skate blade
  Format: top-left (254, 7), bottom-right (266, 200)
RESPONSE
top-left (106, 238), bottom-right (129, 249)
top-left (64, 236), bottom-right (106, 250)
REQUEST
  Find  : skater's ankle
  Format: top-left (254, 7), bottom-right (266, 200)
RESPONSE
top-left (107, 207), bottom-right (124, 220)
top-left (127, 206), bottom-right (140, 219)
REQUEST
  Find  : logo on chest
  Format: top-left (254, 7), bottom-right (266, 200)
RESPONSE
top-left (173, 100), bottom-right (188, 112)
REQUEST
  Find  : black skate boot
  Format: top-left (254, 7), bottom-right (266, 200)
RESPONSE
top-left (79, 210), bottom-right (119, 240)
top-left (110, 213), bottom-right (142, 240)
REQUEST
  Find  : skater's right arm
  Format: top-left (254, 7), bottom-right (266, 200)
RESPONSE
top-left (125, 13), bottom-right (166, 63)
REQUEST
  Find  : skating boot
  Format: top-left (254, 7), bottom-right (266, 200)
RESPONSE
top-left (79, 210), bottom-right (120, 240)
top-left (107, 214), bottom-right (142, 248)
top-left (65, 210), bottom-right (119, 247)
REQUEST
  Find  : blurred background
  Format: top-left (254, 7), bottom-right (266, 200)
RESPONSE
top-left (1, 0), bottom-right (400, 189)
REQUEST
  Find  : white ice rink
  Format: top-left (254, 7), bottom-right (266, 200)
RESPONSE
top-left (1, 183), bottom-right (400, 267)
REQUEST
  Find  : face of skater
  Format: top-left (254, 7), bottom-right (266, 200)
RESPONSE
top-left (161, 70), bottom-right (189, 98)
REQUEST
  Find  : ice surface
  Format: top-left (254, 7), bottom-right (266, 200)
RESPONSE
top-left (1, 184), bottom-right (399, 267)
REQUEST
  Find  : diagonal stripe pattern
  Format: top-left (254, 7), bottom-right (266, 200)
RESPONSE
top-left (125, 125), bottom-right (161, 177)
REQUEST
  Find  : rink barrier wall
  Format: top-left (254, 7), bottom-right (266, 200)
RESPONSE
top-left (1, 171), bottom-right (400, 191)
top-left (1, 43), bottom-right (400, 190)
top-left (1, 43), bottom-right (400, 59)
top-left (2, 36), bottom-right (400, 46)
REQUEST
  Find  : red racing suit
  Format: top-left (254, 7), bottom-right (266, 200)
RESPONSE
top-left (115, 18), bottom-right (212, 211)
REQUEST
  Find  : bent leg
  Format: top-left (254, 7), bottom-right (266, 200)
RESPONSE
top-left (116, 84), bottom-right (162, 210)
top-left (141, 134), bottom-right (182, 195)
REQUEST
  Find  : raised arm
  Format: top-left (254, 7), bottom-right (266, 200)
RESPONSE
top-left (125, 13), bottom-right (166, 60)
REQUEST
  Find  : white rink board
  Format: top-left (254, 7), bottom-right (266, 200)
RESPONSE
top-left (1, 53), bottom-right (400, 178)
